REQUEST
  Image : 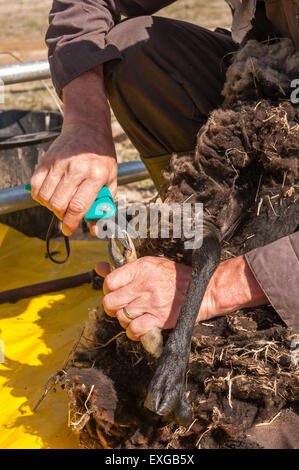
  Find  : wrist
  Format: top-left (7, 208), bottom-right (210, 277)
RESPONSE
top-left (63, 65), bottom-right (111, 130)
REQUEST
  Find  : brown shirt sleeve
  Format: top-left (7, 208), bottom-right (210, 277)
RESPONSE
top-left (46, 0), bottom-right (176, 97)
top-left (245, 232), bottom-right (299, 333)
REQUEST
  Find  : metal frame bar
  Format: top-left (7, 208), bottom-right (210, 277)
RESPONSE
top-left (0, 60), bottom-right (50, 85)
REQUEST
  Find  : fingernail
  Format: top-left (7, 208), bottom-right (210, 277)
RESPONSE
top-left (88, 223), bottom-right (95, 237)
top-left (62, 226), bottom-right (72, 237)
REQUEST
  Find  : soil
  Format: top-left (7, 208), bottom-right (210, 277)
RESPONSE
top-left (53, 300), bottom-right (298, 449)
top-left (52, 200), bottom-right (298, 449)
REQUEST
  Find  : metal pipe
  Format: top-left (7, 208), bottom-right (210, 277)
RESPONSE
top-left (0, 160), bottom-right (150, 215)
top-left (117, 160), bottom-right (149, 185)
top-left (0, 185), bottom-right (35, 214)
top-left (0, 60), bottom-right (50, 85)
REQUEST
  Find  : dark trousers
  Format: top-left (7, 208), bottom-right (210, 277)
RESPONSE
top-left (104, 15), bottom-right (238, 189)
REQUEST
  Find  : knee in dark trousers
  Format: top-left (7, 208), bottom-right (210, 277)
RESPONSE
top-left (104, 16), bottom-right (237, 188)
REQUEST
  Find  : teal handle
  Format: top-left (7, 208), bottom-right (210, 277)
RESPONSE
top-left (84, 186), bottom-right (116, 222)
top-left (25, 184), bottom-right (116, 222)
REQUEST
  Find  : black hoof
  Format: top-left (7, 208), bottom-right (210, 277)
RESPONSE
top-left (144, 367), bottom-right (192, 427)
top-left (171, 393), bottom-right (193, 427)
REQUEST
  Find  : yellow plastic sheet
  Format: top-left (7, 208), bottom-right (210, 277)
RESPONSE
top-left (0, 223), bottom-right (109, 449)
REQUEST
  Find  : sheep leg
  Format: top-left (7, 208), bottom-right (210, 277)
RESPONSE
top-left (144, 234), bottom-right (221, 426)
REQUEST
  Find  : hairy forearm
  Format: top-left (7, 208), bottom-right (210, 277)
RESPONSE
top-left (204, 255), bottom-right (268, 321)
top-left (62, 65), bottom-right (116, 156)
top-left (63, 66), bottom-right (111, 129)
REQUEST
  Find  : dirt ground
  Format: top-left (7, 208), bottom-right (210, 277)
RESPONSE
top-left (58, 303), bottom-right (298, 449)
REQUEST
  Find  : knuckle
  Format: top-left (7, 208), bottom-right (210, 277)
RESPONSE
top-left (102, 294), bottom-right (113, 312)
top-left (68, 159), bottom-right (80, 173)
top-left (68, 198), bottom-right (86, 215)
top-left (51, 158), bottom-right (63, 174)
top-left (104, 274), bottom-right (115, 292)
top-left (49, 199), bottom-right (63, 213)
top-left (116, 310), bottom-right (125, 322)
top-left (31, 163), bottom-right (48, 179)
top-left (140, 256), bottom-right (154, 268)
top-left (30, 175), bottom-right (38, 189)
top-left (38, 190), bottom-right (50, 203)
top-left (128, 322), bottom-right (141, 338)
top-left (91, 166), bottom-right (105, 182)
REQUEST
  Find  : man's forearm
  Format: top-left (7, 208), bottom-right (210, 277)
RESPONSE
top-left (30, 64), bottom-right (117, 235)
top-left (62, 65), bottom-right (116, 157)
top-left (204, 255), bottom-right (268, 320)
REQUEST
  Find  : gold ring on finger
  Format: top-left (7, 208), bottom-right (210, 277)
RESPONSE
top-left (123, 306), bottom-right (134, 320)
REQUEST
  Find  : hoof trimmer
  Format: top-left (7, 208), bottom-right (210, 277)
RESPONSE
top-left (25, 184), bottom-right (116, 263)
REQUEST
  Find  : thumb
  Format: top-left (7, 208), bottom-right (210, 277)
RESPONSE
top-left (95, 262), bottom-right (111, 278)
top-left (107, 179), bottom-right (117, 199)
top-left (88, 222), bottom-right (97, 237)
top-left (126, 314), bottom-right (161, 342)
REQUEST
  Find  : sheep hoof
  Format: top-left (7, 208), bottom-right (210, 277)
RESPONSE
top-left (141, 327), bottom-right (163, 359)
top-left (144, 364), bottom-right (192, 426)
top-left (171, 393), bottom-right (193, 427)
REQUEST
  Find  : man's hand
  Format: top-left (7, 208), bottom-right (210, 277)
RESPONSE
top-left (95, 255), bottom-right (268, 341)
top-left (96, 257), bottom-right (194, 341)
top-left (30, 65), bottom-right (117, 236)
